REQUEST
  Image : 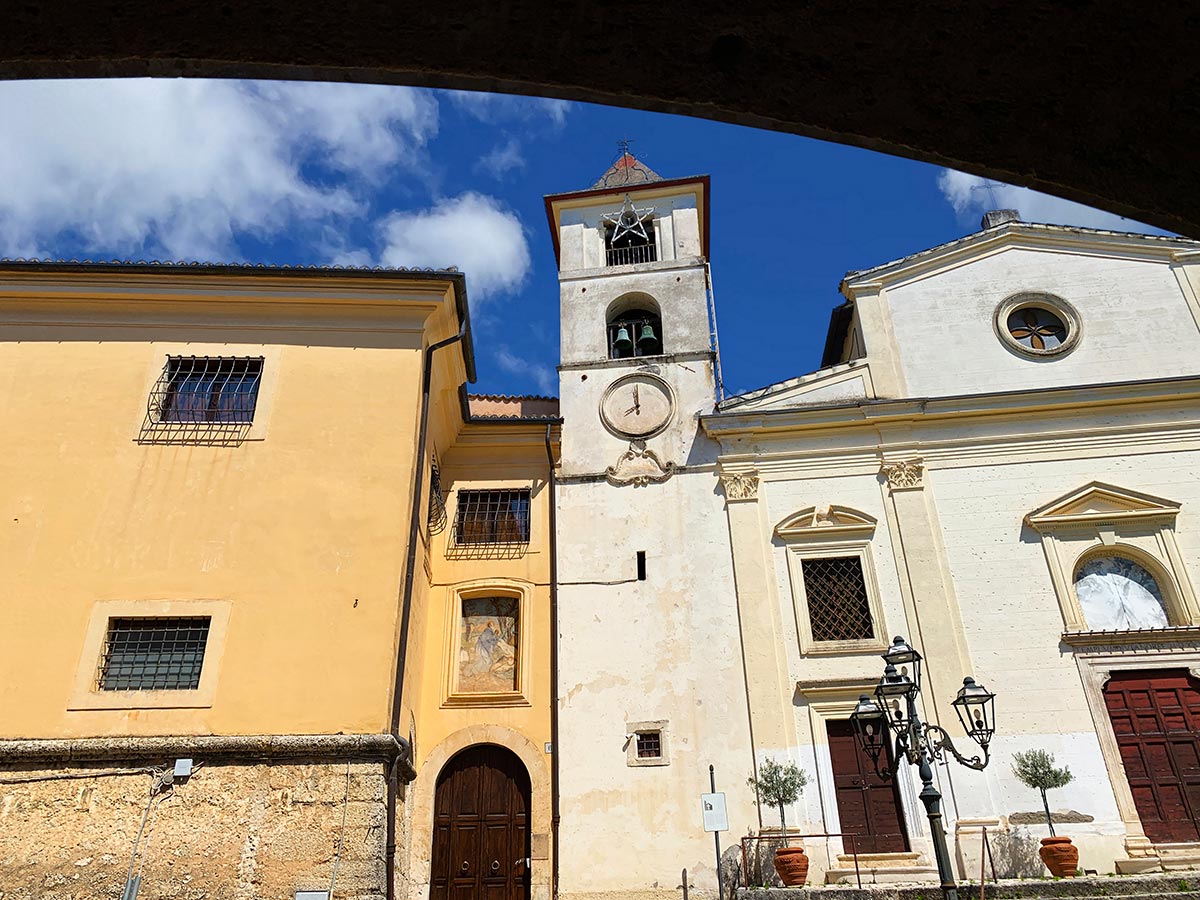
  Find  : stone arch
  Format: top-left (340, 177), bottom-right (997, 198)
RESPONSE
top-left (407, 725), bottom-right (551, 900)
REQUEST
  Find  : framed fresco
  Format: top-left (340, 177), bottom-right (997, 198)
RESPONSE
top-left (443, 581), bottom-right (532, 708)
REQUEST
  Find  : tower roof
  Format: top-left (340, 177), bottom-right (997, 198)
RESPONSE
top-left (590, 153), bottom-right (664, 190)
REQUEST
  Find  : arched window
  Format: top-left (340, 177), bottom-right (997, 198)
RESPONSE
top-left (607, 294), bottom-right (663, 359)
top-left (1073, 553), bottom-right (1171, 630)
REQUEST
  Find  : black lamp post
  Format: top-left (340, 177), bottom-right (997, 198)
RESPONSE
top-left (849, 636), bottom-right (996, 900)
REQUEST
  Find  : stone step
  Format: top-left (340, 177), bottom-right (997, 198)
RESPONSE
top-left (736, 872), bottom-right (1200, 900)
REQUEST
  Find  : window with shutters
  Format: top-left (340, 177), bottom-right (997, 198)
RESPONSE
top-left (776, 505), bottom-right (889, 656)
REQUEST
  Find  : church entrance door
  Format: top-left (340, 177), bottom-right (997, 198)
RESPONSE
top-left (827, 719), bottom-right (909, 853)
top-left (1105, 669), bottom-right (1200, 843)
top-left (431, 744), bottom-right (531, 900)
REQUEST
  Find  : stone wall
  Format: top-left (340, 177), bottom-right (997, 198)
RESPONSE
top-left (0, 759), bottom-right (394, 899)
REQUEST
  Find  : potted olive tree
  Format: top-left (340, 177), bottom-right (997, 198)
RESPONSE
top-left (748, 758), bottom-right (811, 886)
top-left (1012, 749), bottom-right (1077, 877)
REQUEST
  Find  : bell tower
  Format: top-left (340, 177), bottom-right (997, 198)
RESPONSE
top-left (545, 150), bottom-right (717, 480)
top-left (547, 151), bottom-right (754, 898)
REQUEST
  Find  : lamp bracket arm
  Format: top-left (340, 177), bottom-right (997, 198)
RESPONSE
top-left (923, 724), bottom-right (989, 771)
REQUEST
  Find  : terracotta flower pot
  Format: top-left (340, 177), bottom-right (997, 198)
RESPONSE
top-left (774, 845), bottom-right (809, 886)
top-left (1039, 836), bottom-right (1078, 877)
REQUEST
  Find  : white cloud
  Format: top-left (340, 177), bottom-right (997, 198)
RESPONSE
top-left (937, 169), bottom-right (1166, 234)
top-left (0, 78), bottom-right (440, 261)
top-left (476, 138), bottom-right (526, 179)
top-left (447, 90), bottom-right (570, 127)
top-left (494, 346), bottom-right (556, 395)
top-left (377, 192), bottom-right (531, 299)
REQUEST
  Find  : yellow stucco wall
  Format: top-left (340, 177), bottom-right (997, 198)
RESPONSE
top-left (0, 270), bottom-right (467, 740)
top-left (409, 425), bottom-right (555, 768)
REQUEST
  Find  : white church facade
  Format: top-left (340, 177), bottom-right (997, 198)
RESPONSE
top-left (547, 153), bottom-right (1200, 897)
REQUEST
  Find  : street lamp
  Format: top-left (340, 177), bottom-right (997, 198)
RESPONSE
top-left (849, 636), bottom-right (996, 900)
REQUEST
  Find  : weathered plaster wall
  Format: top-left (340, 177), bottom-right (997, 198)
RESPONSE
top-left (556, 467), bottom-right (757, 898)
top-left (0, 760), bottom-right (393, 899)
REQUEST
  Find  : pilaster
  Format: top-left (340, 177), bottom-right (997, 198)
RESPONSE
top-left (719, 470), bottom-right (798, 774)
top-left (879, 457), bottom-right (979, 818)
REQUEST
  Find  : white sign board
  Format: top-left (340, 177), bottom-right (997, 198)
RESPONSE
top-left (701, 792), bottom-right (728, 833)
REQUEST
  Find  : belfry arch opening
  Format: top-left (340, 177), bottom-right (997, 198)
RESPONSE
top-left (606, 293), bottom-right (663, 359)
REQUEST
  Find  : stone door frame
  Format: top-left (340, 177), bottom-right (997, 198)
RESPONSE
top-left (1074, 645), bottom-right (1200, 864)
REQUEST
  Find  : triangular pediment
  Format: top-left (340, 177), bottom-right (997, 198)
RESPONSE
top-left (1026, 481), bottom-right (1180, 529)
top-left (776, 505), bottom-right (877, 539)
top-left (841, 224), bottom-right (1198, 293)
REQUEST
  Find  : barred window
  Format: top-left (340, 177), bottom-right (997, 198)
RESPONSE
top-left (152, 357), bottom-right (263, 424)
top-left (636, 731), bottom-right (662, 759)
top-left (452, 489), bottom-right (531, 548)
top-left (97, 617), bottom-right (211, 691)
top-left (801, 556), bottom-right (874, 642)
top-left (428, 455), bottom-right (448, 536)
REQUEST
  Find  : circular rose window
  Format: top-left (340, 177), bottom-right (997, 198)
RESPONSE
top-left (994, 292), bottom-right (1081, 357)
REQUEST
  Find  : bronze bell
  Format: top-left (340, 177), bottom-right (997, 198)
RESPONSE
top-left (612, 325), bottom-right (634, 354)
top-left (636, 323), bottom-right (658, 351)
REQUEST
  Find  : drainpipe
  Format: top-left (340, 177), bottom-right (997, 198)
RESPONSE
top-left (385, 319), bottom-right (467, 900)
top-left (544, 424), bottom-right (561, 900)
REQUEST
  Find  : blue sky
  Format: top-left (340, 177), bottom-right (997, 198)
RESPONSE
top-left (0, 79), bottom-right (1165, 398)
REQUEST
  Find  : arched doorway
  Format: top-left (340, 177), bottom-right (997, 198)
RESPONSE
top-left (431, 744), bottom-right (531, 900)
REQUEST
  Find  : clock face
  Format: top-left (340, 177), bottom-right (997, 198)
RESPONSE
top-left (600, 373), bottom-right (674, 438)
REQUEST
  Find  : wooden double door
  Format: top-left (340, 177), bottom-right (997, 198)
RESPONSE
top-left (1105, 669), bottom-right (1200, 843)
top-left (827, 720), bottom-right (909, 853)
top-left (431, 744), bottom-right (531, 900)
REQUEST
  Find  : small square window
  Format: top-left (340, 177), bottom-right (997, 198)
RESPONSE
top-left (449, 489), bottom-right (531, 557)
top-left (802, 556), bottom-right (874, 643)
top-left (635, 731), bottom-right (662, 759)
top-left (626, 719), bottom-right (669, 767)
top-left (152, 357), bottom-right (263, 424)
top-left (97, 617), bottom-right (211, 691)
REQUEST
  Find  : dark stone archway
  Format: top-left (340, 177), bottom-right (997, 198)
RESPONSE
top-left (2, 2), bottom-right (1196, 236)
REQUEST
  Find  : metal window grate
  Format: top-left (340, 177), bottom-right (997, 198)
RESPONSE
top-left (802, 556), bottom-right (874, 642)
top-left (449, 489), bottom-right (531, 558)
top-left (150, 356), bottom-right (264, 425)
top-left (636, 731), bottom-right (662, 759)
top-left (97, 617), bottom-right (211, 691)
top-left (428, 455), bottom-right (448, 536)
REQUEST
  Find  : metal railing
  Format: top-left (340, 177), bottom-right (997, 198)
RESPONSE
top-left (605, 242), bottom-right (657, 266)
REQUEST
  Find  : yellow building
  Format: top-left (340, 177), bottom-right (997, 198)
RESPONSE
top-left (0, 261), bottom-right (559, 900)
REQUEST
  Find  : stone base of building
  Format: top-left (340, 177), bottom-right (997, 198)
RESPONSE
top-left (0, 734), bottom-right (411, 900)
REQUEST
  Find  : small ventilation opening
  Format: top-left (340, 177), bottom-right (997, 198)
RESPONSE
top-left (636, 551), bottom-right (647, 581)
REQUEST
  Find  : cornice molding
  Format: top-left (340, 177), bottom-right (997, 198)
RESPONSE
top-left (703, 376), bottom-right (1200, 438)
top-left (0, 734), bottom-right (415, 780)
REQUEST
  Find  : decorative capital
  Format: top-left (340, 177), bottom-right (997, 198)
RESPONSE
top-left (881, 458), bottom-right (924, 491)
top-left (606, 441), bottom-right (676, 487)
top-left (719, 471), bottom-right (759, 501)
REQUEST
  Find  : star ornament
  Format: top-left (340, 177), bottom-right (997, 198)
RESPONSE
top-left (603, 194), bottom-right (655, 243)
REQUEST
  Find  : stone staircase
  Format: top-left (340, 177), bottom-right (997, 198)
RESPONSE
top-left (736, 871), bottom-right (1200, 900)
